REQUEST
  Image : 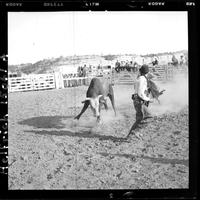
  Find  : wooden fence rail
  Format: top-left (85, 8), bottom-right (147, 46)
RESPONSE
top-left (63, 77), bottom-right (92, 87)
top-left (114, 65), bottom-right (175, 85)
top-left (149, 65), bottom-right (174, 81)
top-left (8, 65), bottom-right (187, 93)
top-left (8, 73), bottom-right (92, 93)
top-left (8, 74), bottom-right (55, 93)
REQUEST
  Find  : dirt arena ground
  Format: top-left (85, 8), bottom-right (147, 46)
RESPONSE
top-left (8, 75), bottom-right (188, 189)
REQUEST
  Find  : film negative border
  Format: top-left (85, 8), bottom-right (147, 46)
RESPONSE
top-left (0, 56), bottom-right (8, 176)
top-left (0, 64), bottom-right (8, 181)
top-left (0, 0), bottom-right (197, 11)
top-left (0, 9), bottom-right (8, 193)
top-left (0, 0), bottom-right (198, 199)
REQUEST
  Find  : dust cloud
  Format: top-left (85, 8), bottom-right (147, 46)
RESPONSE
top-left (112, 73), bottom-right (188, 117)
top-left (74, 73), bottom-right (188, 125)
top-left (151, 73), bottom-right (188, 115)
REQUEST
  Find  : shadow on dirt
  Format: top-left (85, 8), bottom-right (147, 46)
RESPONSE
top-left (25, 129), bottom-right (129, 143)
top-left (19, 116), bottom-right (73, 129)
top-left (98, 152), bottom-right (189, 167)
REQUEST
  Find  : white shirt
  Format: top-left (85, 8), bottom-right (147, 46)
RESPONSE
top-left (134, 75), bottom-right (150, 101)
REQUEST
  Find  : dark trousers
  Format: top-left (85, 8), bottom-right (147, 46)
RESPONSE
top-left (133, 96), bottom-right (152, 123)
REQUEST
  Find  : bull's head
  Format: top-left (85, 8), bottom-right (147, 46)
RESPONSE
top-left (82, 95), bottom-right (104, 119)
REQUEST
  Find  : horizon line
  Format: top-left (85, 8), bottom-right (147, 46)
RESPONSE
top-left (8, 49), bottom-right (188, 66)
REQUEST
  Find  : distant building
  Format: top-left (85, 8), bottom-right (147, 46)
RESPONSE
top-left (134, 56), bottom-right (143, 66)
top-left (117, 55), bottom-right (133, 62)
top-left (58, 65), bottom-right (79, 75)
top-left (157, 54), bottom-right (171, 65)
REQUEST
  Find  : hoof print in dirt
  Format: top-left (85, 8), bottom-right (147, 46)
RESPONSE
top-left (47, 174), bottom-right (53, 180)
top-left (173, 131), bottom-right (181, 135)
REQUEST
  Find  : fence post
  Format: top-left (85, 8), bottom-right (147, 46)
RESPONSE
top-left (111, 69), bottom-right (115, 85)
top-left (54, 72), bottom-right (64, 89)
top-left (164, 65), bottom-right (167, 81)
top-left (31, 75), bottom-right (35, 90)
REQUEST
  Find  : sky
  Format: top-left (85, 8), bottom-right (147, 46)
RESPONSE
top-left (8, 11), bottom-right (188, 65)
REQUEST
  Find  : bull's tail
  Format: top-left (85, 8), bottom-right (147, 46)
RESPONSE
top-left (108, 85), bottom-right (117, 116)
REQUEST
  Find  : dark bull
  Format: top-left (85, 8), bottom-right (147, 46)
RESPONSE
top-left (74, 78), bottom-right (116, 122)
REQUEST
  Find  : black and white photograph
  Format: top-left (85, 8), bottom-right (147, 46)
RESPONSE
top-left (8, 11), bottom-right (189, 190)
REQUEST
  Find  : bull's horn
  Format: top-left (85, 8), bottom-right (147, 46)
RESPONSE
top-left (97, 95), bottom-right (103, 99)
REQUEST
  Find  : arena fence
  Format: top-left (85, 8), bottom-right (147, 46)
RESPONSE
top-left (8, 64), bottom-right (187, 93)
top-left (150, 65), bottom-right (174, 81)
top-left (63, 77), bottom-right (92, 88)
top-left (8, 73), bottom-right (93, 93)
top-left (8, 74), bottom-right (55, 93)
top-left (114, 65), bottom-right (175, 85)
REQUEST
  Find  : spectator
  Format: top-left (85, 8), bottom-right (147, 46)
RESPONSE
top-left (180, 55), bottom-right (185, 66)
top-left (129, 61), bottom-right (134, 72)
top-left (152, 57), bottom-right (158, 66)
top-left (172, 55), bottom-right (178, 66)
top-left (77, 66), bottom-right (82, 77)
top-left (133, 62), bottom-right (139, 73)
top-left (82, 65), bottom-right (87, 77)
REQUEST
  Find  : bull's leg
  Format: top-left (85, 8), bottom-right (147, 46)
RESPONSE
top-left (108, 93), bottom-right (116, 116)
top-left (97, 115), bottom-right (101, 123)
top-left (108, 85), bottom-right (117, 116)
top-left (103, 99), bottom-right (108, 110)
top-left (99, 97), bottom-right (108, 111)
top-left (108, 84), bottom-right (117, 116)
top-left (74, 101), bottom-right (90, 120)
